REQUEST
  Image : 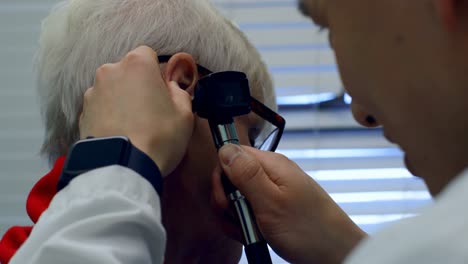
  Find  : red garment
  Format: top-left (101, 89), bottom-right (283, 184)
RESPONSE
top-left (0, 157), bottom-right (65, 264)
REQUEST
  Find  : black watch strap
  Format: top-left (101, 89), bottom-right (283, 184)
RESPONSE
top-left (58, 137), bottom-right (163, 196)
top-left (127, 143), bottom-right (163, 195)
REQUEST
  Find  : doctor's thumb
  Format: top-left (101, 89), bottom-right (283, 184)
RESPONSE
top-left (218, 144), bottom-right (277, 205)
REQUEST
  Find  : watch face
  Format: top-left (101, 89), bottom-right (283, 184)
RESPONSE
top-left (65, 137), bottom-right (129, 173)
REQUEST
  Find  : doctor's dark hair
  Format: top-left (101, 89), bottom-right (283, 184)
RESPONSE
top-left (36, 0), bottom-right (275, 164)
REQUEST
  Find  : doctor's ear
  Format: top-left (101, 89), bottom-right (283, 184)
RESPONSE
top-left (434, 0), bottom-right (468, 31)
top-left (163, 53), bottom-right (198, 96)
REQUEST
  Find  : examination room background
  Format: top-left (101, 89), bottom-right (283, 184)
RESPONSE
top-left (0, 0), bottom-right (431, 263)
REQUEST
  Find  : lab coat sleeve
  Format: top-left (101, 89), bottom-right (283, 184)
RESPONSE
top-left (9, 165), bottom-right (166, 264)
top-left (344, 169), bottom-right (468, 264)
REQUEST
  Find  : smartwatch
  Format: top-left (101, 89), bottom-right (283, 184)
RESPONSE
top-left (58, 136), bottom-right (163, 196)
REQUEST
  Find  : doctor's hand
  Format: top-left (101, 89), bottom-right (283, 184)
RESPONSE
top-left (79, 46), bottom-right (194, 177)
top-left (212, 144), bottom-right (367, 264)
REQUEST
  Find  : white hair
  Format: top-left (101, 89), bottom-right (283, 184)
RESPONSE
top-left (36, 0), bottom-right (275, 163)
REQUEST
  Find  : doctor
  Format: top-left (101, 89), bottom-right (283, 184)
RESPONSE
top-left (213, 0), bottom-right (468, 263)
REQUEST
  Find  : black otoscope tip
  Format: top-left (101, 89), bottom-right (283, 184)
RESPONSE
top-left (245, 241), bottom-right (273, 264)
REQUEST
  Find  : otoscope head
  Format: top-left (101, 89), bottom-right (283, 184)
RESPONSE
top-left (193, 71), bottom-right (251, 124)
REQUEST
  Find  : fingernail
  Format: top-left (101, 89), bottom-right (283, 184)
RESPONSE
top-left (219, 144), bottom-right (243, 167)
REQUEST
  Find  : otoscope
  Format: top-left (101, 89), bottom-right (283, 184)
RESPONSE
top-left (192, 71), bottom-right (273, 264)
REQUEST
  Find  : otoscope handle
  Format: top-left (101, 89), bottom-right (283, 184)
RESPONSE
top-left (193, 71), bottom-right (272, 264)
top-left (221, 172), bottom-right (238, 195)
top-left (246, 241), bottom-right (273, 264)
top-left (223, 175), bottom-right (272, 263)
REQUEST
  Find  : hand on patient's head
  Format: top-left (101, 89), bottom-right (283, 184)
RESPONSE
top-left (79, 46), bottom-right (195, 177)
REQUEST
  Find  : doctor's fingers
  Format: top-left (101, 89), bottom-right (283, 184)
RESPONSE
top-left (218, 145), bottom-right (281, 208)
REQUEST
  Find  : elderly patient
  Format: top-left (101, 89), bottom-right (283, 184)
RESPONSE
top-left (0, 0), bottom-right (275, 263)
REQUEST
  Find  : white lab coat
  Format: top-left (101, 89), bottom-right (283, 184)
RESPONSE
top-left (345, 168), bottom-right (468, 264)
top-left (10, 165), bottom-right (166, 264)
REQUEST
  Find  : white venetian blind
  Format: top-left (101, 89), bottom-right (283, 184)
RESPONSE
top-left (0, 0), bottom-right (53, 234)
top-left (0, 0), bottom-right (431, 263)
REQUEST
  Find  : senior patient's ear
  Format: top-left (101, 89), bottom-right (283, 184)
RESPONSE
top-left (163, 53), bottom-right (198, 95)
